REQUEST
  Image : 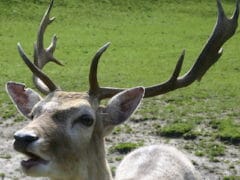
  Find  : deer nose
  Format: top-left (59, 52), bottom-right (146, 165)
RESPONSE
top-left (13, 131), bottom-right (38, 152)
top-left (14, 133), bottom-right (38, 142)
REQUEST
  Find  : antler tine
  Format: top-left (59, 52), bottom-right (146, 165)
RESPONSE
top-left (88, 42), bottom-right (111, 97)
top-left (135, 50), bottom-right (186, 98)
top-left (88, 42), bottom-right (125, 100)
top-left (17, 43), bottom-right (58, 92)
top-left (33, 0), bottom-right (63, 94)
top-left (89, 0), bottom-right (239, 100)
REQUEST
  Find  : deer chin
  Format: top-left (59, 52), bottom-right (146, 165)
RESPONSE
top-left (21, 151), bottom-right (50, 176)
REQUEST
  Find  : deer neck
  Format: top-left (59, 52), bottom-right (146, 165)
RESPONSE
top-left (85, 134), bottom-right (113, 180)
top-left (50, 134), bottom-right (112, 180)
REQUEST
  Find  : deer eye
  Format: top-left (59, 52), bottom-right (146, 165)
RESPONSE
top-left (73, 114), bottom-right (94, 127)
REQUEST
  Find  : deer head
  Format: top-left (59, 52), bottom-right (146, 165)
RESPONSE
top-left (6, 0), bottom-right (239, 179)
top-left (7, 81), bottom-right (144, 179)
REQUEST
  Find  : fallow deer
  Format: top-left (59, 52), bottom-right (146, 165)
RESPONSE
top-left (6, 0), bottom-right (239, 179)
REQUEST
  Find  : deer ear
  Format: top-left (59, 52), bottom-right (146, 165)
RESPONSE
top-left (105, 87), bottom-right (145, 126)
top-left (6, 82), bottom-right (42, 119)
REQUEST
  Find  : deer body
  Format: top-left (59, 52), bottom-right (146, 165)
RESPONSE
top-left (115, 145), bottom-right (200, 180)
top-left (5, 0), bottom-right (239, 179)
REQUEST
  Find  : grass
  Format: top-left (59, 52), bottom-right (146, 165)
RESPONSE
top-left (0, 173), bottom-right (5, 179)
top-left (155, 122), bottom-right (194, 138)
top-left (193, 140), bottom-right (226, 162)
top-left (0, 0), bottom-right (239, 164)
top-left (223, 176), bottom-right (240, 180)
top-left (211, 119), bottom-right (240, 144)
top-left (0, 154), bottom-right (11, 159)
top-left (113, 124), bottom-right (133, 134)
top-left (109, 142), bottom-right (144, 154)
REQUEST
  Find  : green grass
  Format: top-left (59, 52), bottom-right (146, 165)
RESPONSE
top-left (224, 176), bottom-right (240, 180)
top-left (109, 142), bottom-right (144, 154)
top-left (0, 0), bottom-right (239, 150)
top-left (0, 173), bottom-right (5, 179)
top-left (0, 154), bottom-right (11, 159)
top-left (194, 140), bottom-right (226, 162)
top-left (155, 122), bottom-right (194, 138)
top-left (211, 119), bottom-right (240, 144)
top-left (113, 124), bottom-right (133, 134)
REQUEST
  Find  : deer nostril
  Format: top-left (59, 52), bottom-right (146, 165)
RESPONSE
top-left (14, 132), bottom-right (39, 143)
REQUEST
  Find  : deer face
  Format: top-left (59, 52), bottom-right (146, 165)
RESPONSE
top-left (6, 82), bottom-right (144, 178)
top-left (9, 88), bottom-right (97, 177)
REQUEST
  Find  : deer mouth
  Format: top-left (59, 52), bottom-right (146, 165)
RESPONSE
top-left (21, 152), bottom-right (49, 169)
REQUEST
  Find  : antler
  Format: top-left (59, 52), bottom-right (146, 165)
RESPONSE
top-left (18, 0), bottom-right (62, 94)
top-left (17, 43), bottom-right (58, 92)
top-left (89, 0), bottom-right (239, 100)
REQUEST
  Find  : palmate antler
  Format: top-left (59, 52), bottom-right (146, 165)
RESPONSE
top-left (18, 0), bottom-right (239, 101)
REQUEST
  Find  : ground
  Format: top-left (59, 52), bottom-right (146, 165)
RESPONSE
top-left (0, 112), bottom-right (239, 180)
